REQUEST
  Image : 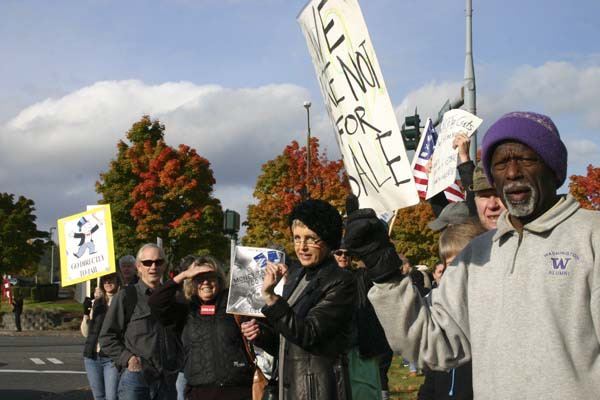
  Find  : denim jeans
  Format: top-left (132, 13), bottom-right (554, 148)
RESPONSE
top-left (84, 356), bottom-right (119, 400)
top-left (175, 372), bottom-right (186, 400)
top-left (118, 369), bottom-right (177, 400)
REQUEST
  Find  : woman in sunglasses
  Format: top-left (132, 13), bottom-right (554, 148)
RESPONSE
top-left (81, 273), bottom-right (121, 400)
top-left (148, 257), bottom-right (253, 400)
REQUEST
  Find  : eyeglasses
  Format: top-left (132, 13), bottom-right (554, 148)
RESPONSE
top-left (193, 272), bottom-right (217, 283)
top-left (333, 250), bottom-right (349, 257)
top-left (293, 236), bottom-right (322, 246)
top-left (140, 259), bottom-right (165, 267)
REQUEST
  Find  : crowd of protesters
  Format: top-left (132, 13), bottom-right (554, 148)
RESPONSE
top-left (77, 111), bottom-right (599, 400)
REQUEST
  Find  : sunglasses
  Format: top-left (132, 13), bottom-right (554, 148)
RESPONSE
top-left (140, 259), bottom-right (165, 267)
top-left (193, 272), bottom-right (218, 283)
top-left (333, 250), bottom-right (349, 257)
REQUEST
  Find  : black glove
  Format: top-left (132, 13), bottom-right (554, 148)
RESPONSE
top-left (343, 194), bottom-right (403, 283)
top-left (83, 297), bottom-right (93, 316)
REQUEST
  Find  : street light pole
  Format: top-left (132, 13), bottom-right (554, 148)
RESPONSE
top-left (48, 227), bottom-right (56, 284)
top-left (303, 101), bottom-right (312, 199)
top-left (464, 0), bottom-right (477, 161)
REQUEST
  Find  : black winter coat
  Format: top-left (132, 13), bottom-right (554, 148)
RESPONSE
top-left (258, 258), bottom-right (356, 400)
top-left (182, 291), bottom-right (254, 387)
top-left (149, 281), bottom-right (254, 389)
top-left (353, 268), bottom-right (392, 359)
top-left (83, 298), bottom-right (109, 359)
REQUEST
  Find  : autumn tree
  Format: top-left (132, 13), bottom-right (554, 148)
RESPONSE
top-left (243, 138), bottom-right (350, 255)
top-left (390, 200), bottom-right (440, 268)
top-left (97, 116), bottom-right (228, 263)
top-left (569, 164), bottom-right (600, 211)
top-left (0, 193), bottom-right (48, 275)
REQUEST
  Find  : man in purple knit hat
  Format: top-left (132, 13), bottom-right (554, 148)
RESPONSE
top-left (342, 111), bottom-right (600, 399)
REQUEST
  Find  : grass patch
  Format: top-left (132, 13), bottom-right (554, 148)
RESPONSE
top-left (388, 356), bottom-right (425, 400)
top-left (0, 298), bottom-right (82, 314)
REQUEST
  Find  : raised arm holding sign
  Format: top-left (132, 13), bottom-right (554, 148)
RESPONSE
top-left (426, 109), bottom-right (483, 199)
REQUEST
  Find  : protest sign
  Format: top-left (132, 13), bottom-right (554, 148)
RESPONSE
top-left (57, 205), bottom-right (116, 286)
top-left (226, 246), bottom-right (285, 317)
top-left (426, 109), bottom-right (483, 199)
top-left (298, 0), bottom-right (419, 215)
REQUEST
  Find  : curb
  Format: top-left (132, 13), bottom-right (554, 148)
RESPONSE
top-left (0, 329), bottom-right (81, 337)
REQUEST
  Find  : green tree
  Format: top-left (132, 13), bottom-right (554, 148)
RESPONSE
top-left (243, 138), bottom-right (350, 255)
top-left (97, 115), bottom-right (228, 263)
top-left (0, 193), bottom-right (48, 275)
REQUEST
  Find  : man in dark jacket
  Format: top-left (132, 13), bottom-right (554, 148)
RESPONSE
top-left (242, 199), bottom-right (356, 400)
top-left (99, 243), bottom-right (182, 400)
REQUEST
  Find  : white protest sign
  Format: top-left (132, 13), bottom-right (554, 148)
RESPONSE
top-left (226, 246), bottom-right (286, 317)
top-left (426, 109), bottom-right (483, 199)
top-left (298, 0), bottom-right (419, 215)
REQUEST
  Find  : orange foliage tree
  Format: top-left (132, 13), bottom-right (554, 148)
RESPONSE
top-left (569, 164), bottom-right (600, 211)
top-left (97, 116), bottom-right (228, 262)
top-left (243, 138), bottom-right (350, 255)
top-left (390, 200), bottom-right (440, 268)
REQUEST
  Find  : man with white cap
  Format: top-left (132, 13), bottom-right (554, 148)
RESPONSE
top-left (343, 111), bottom-right (600, 399)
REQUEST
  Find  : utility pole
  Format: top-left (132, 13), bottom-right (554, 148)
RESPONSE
top-left (464, 0), bottom-right (477, 161)
top-left (303, 101), bottom-right (312, 199)
top-left (49, 227), bottom-right (56, 284)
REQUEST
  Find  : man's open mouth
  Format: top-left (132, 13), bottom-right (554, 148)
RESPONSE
top-left (504, 185), bottom-right (531, 203)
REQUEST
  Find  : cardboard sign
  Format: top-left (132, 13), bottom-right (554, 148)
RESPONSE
top-left (298, 0), bottom-right (419, 215)
top-left (426, 109), bottom-right (483, 199)
top-left (57, 205), bottom-right (116, 286)
top-left (226, 246), bottom-right (285, 317)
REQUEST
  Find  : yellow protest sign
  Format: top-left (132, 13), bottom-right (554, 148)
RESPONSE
top-left (57, 205), bottom-right (116, 286)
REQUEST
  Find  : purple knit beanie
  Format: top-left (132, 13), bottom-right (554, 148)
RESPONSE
top-left (481, 111), bottom-right (568, 186)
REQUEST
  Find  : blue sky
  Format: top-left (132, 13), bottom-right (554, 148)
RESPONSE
top-left (1, 0), bottom-right (599, 236)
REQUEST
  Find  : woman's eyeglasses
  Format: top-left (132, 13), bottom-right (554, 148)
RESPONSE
top-left (293, 236), bottom-right (322, 246)
top-left (140, 259), bottom-right (165, 267)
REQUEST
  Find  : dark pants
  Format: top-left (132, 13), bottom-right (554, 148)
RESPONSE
top-left (14, 312), bottom-right (21, 332)
top-left (184, 385), bottom-right (251, 400)
top-left (379, 349), bottom-right (394, 391)
top-left (118, 370), bottom-right (177, 400)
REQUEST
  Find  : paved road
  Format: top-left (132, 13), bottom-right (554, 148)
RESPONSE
top-left (0, 332), bottom-right (92, 400)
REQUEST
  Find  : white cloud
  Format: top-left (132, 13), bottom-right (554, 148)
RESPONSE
top-left (394, 81), bottom-right (464, 125)
top-left (3, 59), bottom-right (600, 232)
top-left (0, 80), bottom-right (310, 230)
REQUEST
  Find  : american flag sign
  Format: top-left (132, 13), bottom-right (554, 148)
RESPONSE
top-left (412, 119), bottom-right (464, 202)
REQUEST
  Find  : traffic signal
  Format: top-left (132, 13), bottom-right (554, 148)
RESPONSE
top-left (401, 112), bottom-right (421, 151)
top-left (223, 209), bottom-right (240, 235)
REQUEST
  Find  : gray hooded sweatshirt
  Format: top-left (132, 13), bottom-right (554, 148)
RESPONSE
top-left (369, 195), bottom-right (600, 399)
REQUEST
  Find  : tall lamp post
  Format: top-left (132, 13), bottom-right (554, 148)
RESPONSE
top-left (48, 227), bottom-right (56, 284)
top-left (464, 0), bottom-right (477, 161)
top-left (303, 101), bottom-right (312, 199)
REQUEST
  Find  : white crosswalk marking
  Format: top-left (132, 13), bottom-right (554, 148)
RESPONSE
top-left (47, 358), bottom-right (64, 365)
top-left (30, 358), bottom-right (45, 365)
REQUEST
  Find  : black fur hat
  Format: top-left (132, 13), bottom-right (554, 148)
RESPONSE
top-left (288, 199), bottom-right (343, 250)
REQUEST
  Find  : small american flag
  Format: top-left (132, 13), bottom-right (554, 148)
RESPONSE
top-left (412, 118), bottom-right (464, 202)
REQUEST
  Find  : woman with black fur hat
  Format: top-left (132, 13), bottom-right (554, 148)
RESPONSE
top-left (241, 199), bottom-right (356, 400)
